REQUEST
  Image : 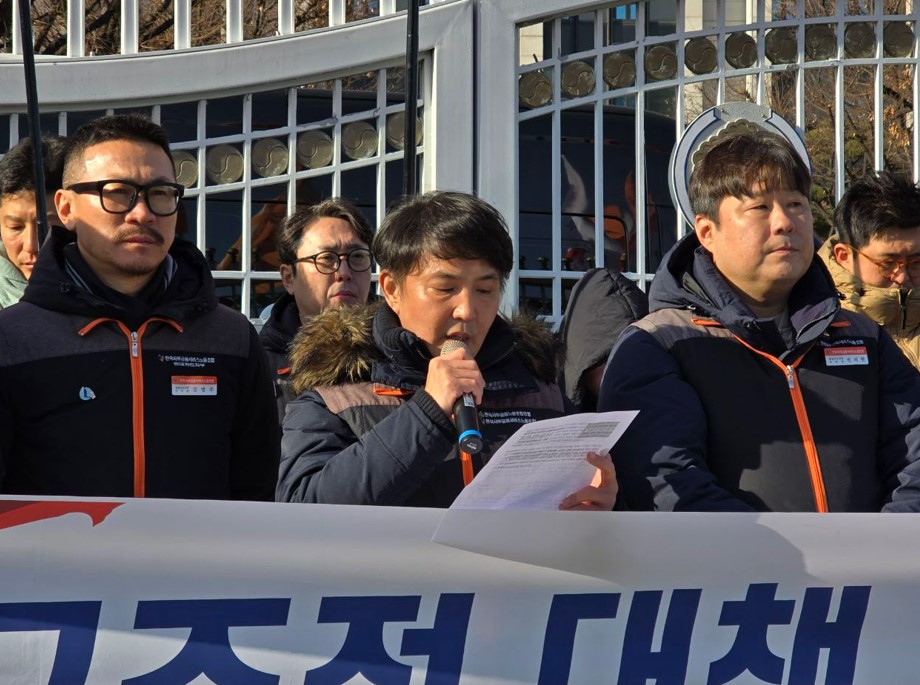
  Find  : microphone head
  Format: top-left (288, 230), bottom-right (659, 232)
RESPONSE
top-left (440, 339), bottom-right (470, 356)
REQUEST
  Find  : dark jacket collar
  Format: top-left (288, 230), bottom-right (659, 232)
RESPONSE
top-left (259, 291), bottom-right (302, 355)
top-left (649, 232), bottom-right (841, 356)
top-left (22, 226), bottom-right (218, 329)
top-left (288, 301), bottom-right (561, 396)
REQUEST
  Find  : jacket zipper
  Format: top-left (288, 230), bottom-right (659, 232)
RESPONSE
top-left (78, 317), bottom-right (183, 497)
top-left (732, 335), bottom-right (829, 512)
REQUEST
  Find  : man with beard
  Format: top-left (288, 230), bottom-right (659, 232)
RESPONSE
top-left (598, 130), bottom-right (920, 512)
top-left (0, 114), bottom-right (278, 499)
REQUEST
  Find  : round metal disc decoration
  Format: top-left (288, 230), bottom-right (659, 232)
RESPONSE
top-left (251, 138), bottom-right (289, 178)
top-left (297, 130), bottom-right (334, 169)
top-left (172, 150), bottom-right (198, 189)
top-left (685, 37), bottom-right (717, 75)
top-left (765, 27), bottom-right (797, 64)
top-left (385, 112), bottom-right (423, 150)
top-left (805, 24), bottom-right (837, 61)
top-left (668, 102), bottom-right (811, 229)
top-left (561, 60), bottom-right (596, 97)
top-left (602, 51), bottom-right (636, 88)
top-left (844, 22), bottom-right (876, 59)
top-left (518, 70), bottom-right (552, 108)
top-left (342, 121), bottom-right (378, 160)
top-left (884, 22), bottom-right (914, 57)
top-left (725, 32), bottom-right (757, 69)
top-left (645, 44), bottom-right (678, 81)
top-left (205, 144), bottom-right (244, 185)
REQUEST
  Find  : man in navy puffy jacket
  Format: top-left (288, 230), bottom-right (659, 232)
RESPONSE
top-left (599, 130), bottom-right (920, 512)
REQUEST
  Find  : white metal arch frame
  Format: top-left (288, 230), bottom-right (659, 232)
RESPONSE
top-left (0, 0), bottom-right (475, 317)
top-left (480, 0), bottom-right (920, 325)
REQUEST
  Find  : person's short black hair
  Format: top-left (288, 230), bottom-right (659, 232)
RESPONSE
top-left (373, 191), bottom-right (514, 284)
top-left (63, 114), bottom-right (173, 185)
top-left (277, 197), bottom-right (374, 265)
top-left (833, 171), bottom-right (920, 249)
top-left (689, 130), bottom-right (812, 221)
top-left (0, 135), bottom-right (67, 199)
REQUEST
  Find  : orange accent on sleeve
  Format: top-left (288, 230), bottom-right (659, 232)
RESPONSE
top-left (373, 387), bottom-right (415, 398)
top-left (460, 450), bottom-right (475, 487)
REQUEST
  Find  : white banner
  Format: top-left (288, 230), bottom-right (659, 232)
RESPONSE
top-left (0, 496), bottom-right (916, 684)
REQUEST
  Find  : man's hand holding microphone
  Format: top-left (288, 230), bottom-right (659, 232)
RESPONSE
top-left (428, 339), bottom-right (618, 511)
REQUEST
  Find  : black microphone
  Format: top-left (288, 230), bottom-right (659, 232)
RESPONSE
top-left (440, 339), bottom-right (483, 455)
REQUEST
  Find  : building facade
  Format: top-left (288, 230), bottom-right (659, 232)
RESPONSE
top-left (0, 0), bottom-right (917, 324)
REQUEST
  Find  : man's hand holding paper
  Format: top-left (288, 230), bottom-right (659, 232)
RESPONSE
top-left (449, 411), bottom-right (637, 510)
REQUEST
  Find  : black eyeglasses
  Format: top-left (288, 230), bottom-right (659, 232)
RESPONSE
top-left (846, 244), bottom-right (920, 281)
top-left (66, 179), bottom-right (184, 217)
top-left (293, 248), bottom-right (373, 274)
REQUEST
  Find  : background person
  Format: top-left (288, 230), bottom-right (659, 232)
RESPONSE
top-left (598, 130), bottom-right (920, 512)
top-left (0, 114), bottom-right (278, 499)
top-left (277, 191), bottom-right (616, 509)
top-left (260, 197), bottom-right (373, 420)
top-left (820, 171), bottom-right (920, 368)
top-left (0, 135), bottom-right (67, 307)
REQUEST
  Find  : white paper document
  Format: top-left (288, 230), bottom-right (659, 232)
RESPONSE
top-left (448, 410), bottom-right (638, 510)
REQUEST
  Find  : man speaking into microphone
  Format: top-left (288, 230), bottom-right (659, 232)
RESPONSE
top-left (277, 191), bottom-right (616, 509)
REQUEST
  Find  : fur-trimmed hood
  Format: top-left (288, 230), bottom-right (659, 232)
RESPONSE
top-left (289, 301), bottom-right (562, 395)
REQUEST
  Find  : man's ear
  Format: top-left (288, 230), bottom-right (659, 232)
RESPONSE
top-left (379, 270), bottom-right (400, 314)
top-left (832, 242), bottom-right (853, 268)
top-left (695, 214), bottom-right (717, 249)
top-left (280, 264), bottom-right (295, 295)
top-left (54, 189), bottom-right (77, 233)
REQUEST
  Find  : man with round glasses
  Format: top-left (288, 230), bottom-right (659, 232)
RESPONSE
top-left (261, 197), bottom-right (373, 420)
top-left (0, 113), bottom-right (279, 500)
top-left (820, 171), bottom-right (920, 368)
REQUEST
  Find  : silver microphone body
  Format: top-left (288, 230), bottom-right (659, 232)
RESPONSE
top-left (439, 340), bottom-right (484, 455)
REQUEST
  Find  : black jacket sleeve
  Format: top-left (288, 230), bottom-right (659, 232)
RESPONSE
top-left (598, 325), bottom-right (755, 512)
top-left (277, 388), bottom-right (456, 505)
top-left (875, 328), bottom-right (920, 511)
top-left (230, 324), bottom-right (280, 501)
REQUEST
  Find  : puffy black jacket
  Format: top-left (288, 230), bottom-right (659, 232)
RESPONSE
top-left (598, 233), bottom-right (920, 512)
top-left (258, 291), bottom-right (301, 422)
top-left (558, 268), bottom-right (648, 411)
top-left (277, 303), bottom-right (567, 507)
top-left (0, 228), bottom-right (279, 500)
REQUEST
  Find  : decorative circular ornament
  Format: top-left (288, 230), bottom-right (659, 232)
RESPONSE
top-left (561, 60), bottom-right (596, 97)
top-left (668, 102), bottom-right (811, 229)
top-left (765, 27), bottom-right (797, 64)
top-left (844, 22), bottom-right (876, 59)
top-left (684, 37), bottom-right (717, 75)
top-left (724, 32), bottom-right (757, 69)
top-left (805, 24), bottom-right (837, 61)
top-left (385, 112), bottom-right (423, 151)
top-left (518, 70), bottom-right (553, 108)
top-left (602, 52), bottom-right (636, 88)
top-left (884, 22), bottom-right (914, 57)
top-left (172, 150), bottom-right (198, 189)
top-left (296, 130), bottom-right (334, 169)
top-left (251, 138), bottom-right (289, 178)
top-left (342, 121), bottom-right (378, 160)
top-left (644, 44), bottom-right (678, 81)
top-left (205, 144), bottom-right (244, 185)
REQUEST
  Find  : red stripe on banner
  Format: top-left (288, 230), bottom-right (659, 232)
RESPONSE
top-left (0, 501), bottom-right (122, 530)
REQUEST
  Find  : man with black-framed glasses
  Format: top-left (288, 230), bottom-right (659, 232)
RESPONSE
top-left (261, 197), bottom-right (374, 421)
top-left (821, 171), bottom-right (920, 369)
top-left (0, 113), bottom-right (279, 500)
